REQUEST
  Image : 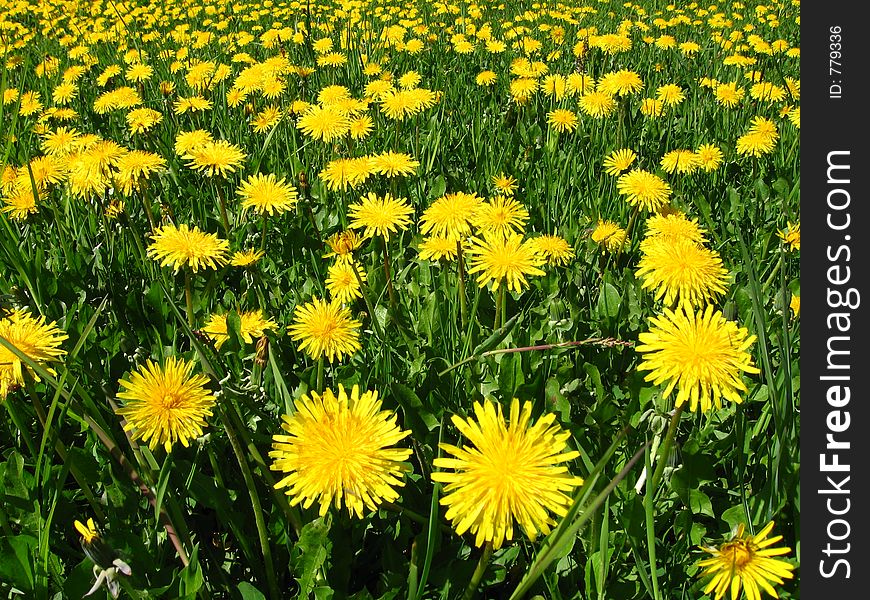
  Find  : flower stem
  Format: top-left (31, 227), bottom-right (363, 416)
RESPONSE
top-left (351, 260), bottom-right (385, 341)
top-left (216, 183), bottom-right (231, 235)
top-left (381, 235), bottom-right (397, 309)
top-left (221, 406), bottom-right (281, 600)
top-left (184, 270), bottom-right (195, 327)
top-left (462, 541), bottom-right (493, 600)
top-left (316, 356), bottom-right (324, 393)
top-left (260, 214), bottom-right (268, 253)
top-left (456, 240), bottom-right (468, 330)
top-left (643, 403), bottom-right (685, 600)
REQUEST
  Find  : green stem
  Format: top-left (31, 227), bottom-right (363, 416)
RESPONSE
top-left (221, 407), bottom-right (280, 600)
top-left (381, 235), bottom-right (397, 309)
top-left (316, 356), bottom-right (324, 393)
top-left (643, 404), bottom-right (685, 600)
top-left (184, 270), bottom-right (195, 327)
top-left (456, 240), bottom-right (468, 330)
top-left (351, 261), bottom-right (385, 340)
top-left (260, 214), bottom-right (268, 253)
top-left (462, 542), bottom-right (493, 600)
top-left (494, 284), bottom-right (504, 330)
top-left (216, 183), bottom-right (231, 235)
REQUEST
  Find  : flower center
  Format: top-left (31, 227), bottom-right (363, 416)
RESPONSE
top-left (721, 540), bottom-right (754, 568)
top-left (161, 393), bottom-right (181, 409)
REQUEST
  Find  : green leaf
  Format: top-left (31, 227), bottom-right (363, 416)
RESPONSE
top-left (178, 544), bottom-right (204, 598)
top-left (293, 517), bottom-right (333, 599)
top-left (430, 175), bottom-right (447, 198)
top-left (596, 282), bottom-right (621, 319)
top-left (0, 535), bottom-right (36, 592)
top-left (471, 313), bottom-right (519, 356)
top-left (238, 582), bottom-right (267, 600)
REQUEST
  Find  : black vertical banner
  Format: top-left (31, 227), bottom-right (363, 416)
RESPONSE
top-left (802, 1), bottom-right (868, 596)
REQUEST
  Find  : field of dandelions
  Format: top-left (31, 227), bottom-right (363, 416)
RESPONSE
top-left (0, 0), bottom-right (801, 598)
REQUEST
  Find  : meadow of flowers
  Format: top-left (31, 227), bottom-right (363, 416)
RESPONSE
top-left (0, 0), bottom-right (800, 598)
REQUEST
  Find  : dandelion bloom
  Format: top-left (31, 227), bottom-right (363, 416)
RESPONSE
top-left (296, 105), bottom-right (351, 142)
top-left (642, 212), bottom-right (707, 247)
top-left (369, 151), bottom-right (419, 177)
top-left (174, 130), bottom-right (214, 156)
top-left (420, 192), bottom-right (483, 238)
top-left (529, 234), bottom-right (575, 265)
top-left (319, 157), bottom-right (373, 191)
top-left (237, 173), bottom-right (299, 216)
top-left (185, 140), bottom-right (246, 177)
top-left (116, 357), bottom-right (217, 452)
top-left (660, 149), bottom-right (701, 175)
top-left (636, 238), bottom-right (729, 308)
top-left (270, 384), bottom-right (412, 518)
top-left (697, 522), bottom-right (795, 600)
top-left (602, 149), bottom-right (637, 176)
top-left (790, 294), bottom-right (800, 318)
top-left (777, 221), bottom-right (800, 251)
top-left (696, 144), bottom-right (724, 171)
top-left (324, 230), bottom-right (364, 263)
top-left (467, 232), bottom-right (546, 293)
top-left (473, 196), bottom-right (529, 237)
top-left (348, 192), bottom-right (414, 240)
top-left (115, 151), bottom-right (166, 195)
top-left (656, 84), bottom-right (685, 105)
top-left (546, 109), bottom-right (579, 133)
top-left (0, 309), bottom-right (68, 399)
top-left (597, 70), bottom-right (643, 96)
top-left (418, 235), bottom-right (459, 262)
top-left (230, 249), bottom-right (265, 267)
top-left (617, 169), bottom-right (672, 212)
top-left (126, 108), bottom-right (163, 134)
top-left (432, 398), bottom-right (584, 549)
top-left (590, 220), bottom-right (627, 252)
top-left (202, 310), bottom-right (278, 350)
top-left (147, 223), bottom-right (230, 273)
top-left (288, 297), bottom-right (361, 362)
top-left (490, 173), bottom-right (518, 196)
top-left (579, 91), bottom-right (616, 118)
top-left (636, 305), bottom-right (760, 412)
top-left (326, 260), bottom-right (366, 304)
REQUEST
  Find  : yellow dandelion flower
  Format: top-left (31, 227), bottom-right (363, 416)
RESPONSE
top-left (590, 221), bottom-right (627, 252)
top-left (326, 260), bottom-right (366, 304)
top-left (491, 173), bottom-right (518, 196)
top-left (324, 230), bottom-right (364, 264)
top-left (230, 249), bottom-right (265, 267)
top-left (603, 148), bottom-right (637, 176)
top-left (697, 522), bottom-right (795, 600)
top-left (467, 232), bottom-right (546, 293)
top-left (637, 306), bottom-right (760, 412)
top-left (529, 234), bottom-right (575, 265)
top-left (288, 297), bottom-right (362, 363)
top-left (202, 310), bottom-right (278, 350)
top-left (270, 384), bottom-right (412, 518)
top-left (473, 196), bottom-right (529, 237)
top-left (116, 357), bottom-right (217, 452)
top-left (777, 221), bottom-right (800, 251)
top-left (636, 237), bottom-right (729, 307)
top-left (147, 223), bottom-right (230, 273)
top-left (418, 235), bottom-right (459, 262)
top-left (660, 150), bottom-right (702, 175)
top-left (432, 398), bottom-right (584, 549)
top-left (184, 140), bottom-right (246, 177)
top-left (0, 309), bottom-right (68, 399)
top-left (579, 91), bottom-right (616, 118)
top-left (420, 192), bottom-right (483, 238)
top-left (296, 105), bottom-right (351, 142)
top-left (348, 192), bottom-right (414, 240)
top-left (369, 151), bottom-right (419, 178)
top-left (617, 169), bottom-right (672, 211)
top-left (237, 173), bottom-right (298, 216)
top-left (546, 109), bottom-right (579, 133)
